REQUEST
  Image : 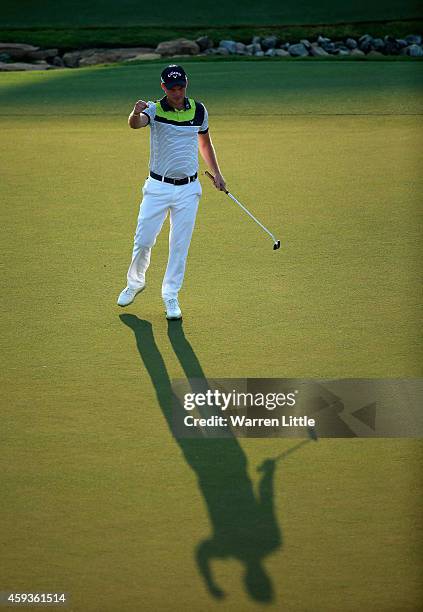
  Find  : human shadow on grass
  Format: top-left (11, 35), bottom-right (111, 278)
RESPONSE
top-left (119, 314), bottom-right (281, 603)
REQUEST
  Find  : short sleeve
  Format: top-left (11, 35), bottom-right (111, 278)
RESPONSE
top-left (199, 104), bottom-right (208, 134)
top-left (142, 102), bottom-right (156, 125)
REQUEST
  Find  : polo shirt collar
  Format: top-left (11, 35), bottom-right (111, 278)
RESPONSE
top-left (160, 96), bottom-right (190, 112)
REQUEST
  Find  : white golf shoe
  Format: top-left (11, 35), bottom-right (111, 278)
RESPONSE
top-left (164, 297), bottom-right (182, 320)
top-left (117, 284), bottom-right (145, 307)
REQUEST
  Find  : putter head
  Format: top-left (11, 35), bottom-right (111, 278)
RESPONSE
top-left (273, 240), bottom-right (281, 250)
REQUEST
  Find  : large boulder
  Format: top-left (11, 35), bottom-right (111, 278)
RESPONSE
top-left (320, 41), bottom-right (336, 53)
top-left (246, 43), bottom-right (262, 55)
top-left (196, 36), bottom-right (214, 51)
top-left (0, 61), bottom-right (51, 71)
top-left (26, 48), bottom-right (58, 61)
top-left (405, 34), bottom-right (422, 45)
top-left (63, 47), bottom-right (153, 67)
top-left (310, 44), bottom-right (329, 57)
top-left (155, 38), bottom-right (200, 57)
top-left (358, 34), bottom-right (373, 53)
top-left (62, 51), bottom-right (82, 67)
top-left (288, 43), bottom-right (309, 57)
top-left (79, 47), bottom-right (155, 66)
top-left (372, 38), bottom-right (385, 52)
top-left (300, 39), bottom-right (312, 50)
top-left (274, 49), bottom-right (290, 57)
top-left (219, 40), bottom-right (237, 54)
top-left (0, 43), bottom-right (39, 60)
top-left (407, 44), bottom-right (423, 57)
top-left (261, 36), bottom-right (279, 50)
top-left (384, 36), bottom-right (400, 55)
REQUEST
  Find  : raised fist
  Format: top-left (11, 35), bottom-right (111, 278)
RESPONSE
top-left (133, 100), bottom-right (148, 114)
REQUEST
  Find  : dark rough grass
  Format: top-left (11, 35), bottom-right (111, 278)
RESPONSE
top-left (0, 0), bottom-right (421, 28)
top-left (0, 20), bottom-right (422, 50)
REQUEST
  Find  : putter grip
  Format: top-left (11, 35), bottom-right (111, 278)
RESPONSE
top-left (204, 171), bottom-right (228, 194)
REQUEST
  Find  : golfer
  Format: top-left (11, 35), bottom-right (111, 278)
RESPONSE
top-left (117, 64), bottom-right (226, 320)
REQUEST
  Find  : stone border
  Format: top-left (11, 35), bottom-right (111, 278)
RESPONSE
top-left (0, 33), bottom-right (421, 70)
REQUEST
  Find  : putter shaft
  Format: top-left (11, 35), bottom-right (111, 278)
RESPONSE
top-left (205, 171), bottom-right (280, 249)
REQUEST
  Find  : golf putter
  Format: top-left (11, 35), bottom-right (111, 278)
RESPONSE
top-left (205, 171), bottom-right (281, 250)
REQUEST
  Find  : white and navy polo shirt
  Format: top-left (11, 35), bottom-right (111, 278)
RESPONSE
top-left (142, 96), bottom-right (208, 179)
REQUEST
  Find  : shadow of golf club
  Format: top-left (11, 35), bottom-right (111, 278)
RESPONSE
top-left (119, 314), bottom-right (282, 603)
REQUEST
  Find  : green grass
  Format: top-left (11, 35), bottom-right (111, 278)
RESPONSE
top-left (1, 0), bottom-right (421, 28)
top-left (0, 1), bottom-right (421, 49)
top-left (0, 20), bottom-right (422, 50)
top-left (1, 61), bottom-right (422, 611)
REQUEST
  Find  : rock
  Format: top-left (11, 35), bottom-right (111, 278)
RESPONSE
top-left (288, 43), bottom-right (309, 57)
top-left (366, 50), bottom-right (384, 57)
top-left (63, 51), bottom-right (82, 67)
top-left (126, 53), bottom-right (161, 61)
top-left (0, 52), bottom-right (10, 61)
top-left (215, 47), bottom-right (230, 55)
top-left (255, 51), bottom-right (264, 57)
top-left (261, 36), bottom-right (279, 50)
top-left (345, 38), bottom-right (357, 49)
top-left (274, 49), bottom-right (290, 57)
top-left (64, 47), bottom-right (155, 67)
top-left (280, 42), bottom-right (290, 50)
top-left (407, 44), bottom-right (423, 57)
top-left (203, 48), bottom-right (217, 55)
top-left (337, 49), bottom-right (351, 56)
top-left (265, 48), bottom-right (275, 56)
top-left (246, 43), bottom-right (262, 55)
top-left (317, 36), bottom-right (331, 44)
top-left (350, 48), bottom-right (365, 57)
top-left (79, 47), bottom-right (154, 66)
top-left (334, 42), bottom-right (351, 52)
top-left (156, 38), bottom-right (200, 57)
top-left (396, 39), bottom-right (408, 48)
top-left (300, 39), bottom-right (312, 50)
top-left (372, 38), bottom-right (385, 51)
top-left (384, 36), bottom-right (400, 55)
top-left (219, 40), bottom-right (237, 54)
top-left (235, 42), bottom-right (246, 53)
top-left (310, 45), bottom-right (329, 57)
top-left (0, 43), bottom-right (39, 60)
top-left (321, 41), bottom-right (336, 53)
top-left (358, 34), bottom-right (373, 53)
top-left (52, 56), bottom-right (65, 67)
top-left (252, 36), bottom-right (261, 45)
top-left (196, 36), bottom-right (214, 51)
top-left (0, 61), bottom-right (50, 71)
top-left (26, 48), bottom-right (58, 61)
top-left (405, 34), bottom-right (422, 45)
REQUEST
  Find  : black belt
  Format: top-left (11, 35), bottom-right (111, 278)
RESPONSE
top-left (150, 171), bottom-right (197, 186)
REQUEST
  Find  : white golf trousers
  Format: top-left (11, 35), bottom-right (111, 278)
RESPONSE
top-left (127, 176), bottom-right (202, 300)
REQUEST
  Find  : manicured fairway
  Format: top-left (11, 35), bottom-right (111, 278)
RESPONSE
top-left (1, 60), bottom-right (422, 611)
